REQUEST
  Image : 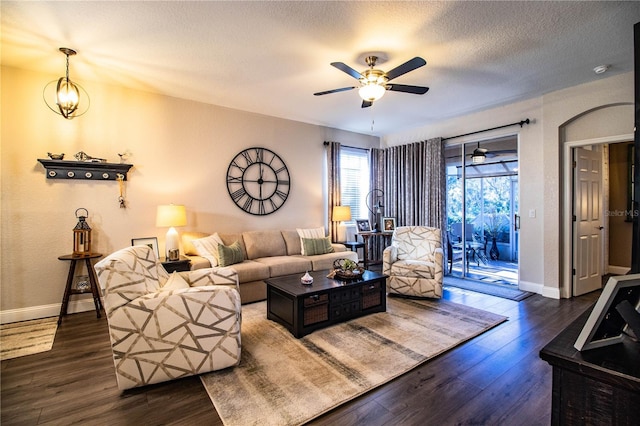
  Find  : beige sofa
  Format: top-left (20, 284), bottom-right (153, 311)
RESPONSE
top-left (182, 229), bottom-right (359, 304)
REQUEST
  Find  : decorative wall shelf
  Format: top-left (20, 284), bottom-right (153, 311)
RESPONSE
top-left (37, 159), bottom-right (133, 181)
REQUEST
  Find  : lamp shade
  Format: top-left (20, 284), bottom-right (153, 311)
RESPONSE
top-left (156, 204), bottom-right (187, 227)
top-left (358, 83), bottom-right (386, 102)
top-left (332, 205), bottom-right (352, 222)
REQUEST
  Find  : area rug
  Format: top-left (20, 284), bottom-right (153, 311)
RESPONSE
top-left (200, 298), bottom-right (507, 426)
top-left (444, 276), bottom-right (534, 301)
top-left (0, 317), bottom-right (58, 361)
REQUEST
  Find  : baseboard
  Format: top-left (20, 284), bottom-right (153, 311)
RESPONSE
top-left (518, 280), bottom-right (543, 295)
top-left (608, 265), bottom-right (631, 275)
top-left (0, 298), bottom-right (101, 324)
top-left (518, 280), bottom-right (560, 299)
top-left (541, 285), bottom-right (561, 299)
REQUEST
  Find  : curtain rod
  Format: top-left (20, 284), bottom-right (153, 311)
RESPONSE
top-left (442, 119), bottom-right (530, 141)
top-left (322, 141), bottom-right (369, 151)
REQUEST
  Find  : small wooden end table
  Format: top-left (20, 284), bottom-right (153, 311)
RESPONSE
top-left (57, 253), bottom-right (103, 325)
top-left (160, 256), bottom-right (191, 273)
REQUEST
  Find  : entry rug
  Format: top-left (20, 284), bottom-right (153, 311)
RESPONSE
top-left (201, 298), bottom-right (507, 426)
top-left (444, 276), bottom-right (534, 301)
top-left (0, 317), bottom-right (58, 361)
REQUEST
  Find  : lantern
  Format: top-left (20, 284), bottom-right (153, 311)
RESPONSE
top-left (73, 208), bottom-right (92, 255)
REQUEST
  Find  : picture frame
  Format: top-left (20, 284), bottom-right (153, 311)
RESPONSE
top-left (574, 274), bottom-right (640, 351)
top-left (131, 237), bottom-right (159, 258)
top-left (355, 219), bottom-right (371, 232)
top-left (382, 217), bottom-right (396, 232)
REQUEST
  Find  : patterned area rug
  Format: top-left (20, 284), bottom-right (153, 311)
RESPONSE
top-left (0, 317), bottom-right (58, 361)
top-left (201, 297), bottom-right (507, 426)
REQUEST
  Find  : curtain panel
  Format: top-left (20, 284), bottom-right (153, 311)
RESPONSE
top-left (325, 141), bottom-right (342, 242)
top-left (383, 138), bottom-right (445, 231)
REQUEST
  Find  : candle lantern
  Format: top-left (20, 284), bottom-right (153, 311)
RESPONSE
top-left (73, 208), bottom-right (92, 255)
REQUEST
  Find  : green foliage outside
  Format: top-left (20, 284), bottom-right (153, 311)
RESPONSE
top-left (447, 175), bottom-right (516, 243)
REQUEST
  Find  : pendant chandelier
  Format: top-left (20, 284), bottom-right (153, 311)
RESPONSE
top-left (43, 47), bottom-right (90, 119)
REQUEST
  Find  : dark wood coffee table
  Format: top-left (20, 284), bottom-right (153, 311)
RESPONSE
top-left (266, 269), bottom-right (387, 338)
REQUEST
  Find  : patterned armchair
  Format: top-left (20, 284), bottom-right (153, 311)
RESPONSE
top-left (383, 226), bottom-right (443, 298)
top-left (94, 245), bottom-right (242, 390)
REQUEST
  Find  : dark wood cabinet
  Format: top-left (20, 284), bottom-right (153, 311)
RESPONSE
top-left (540, 308), bottom-right (640, 425)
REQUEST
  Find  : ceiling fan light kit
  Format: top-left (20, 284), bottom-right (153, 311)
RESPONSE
top-left (471, 151), bottom-right (486, 164)
top-left (314, 54), bottom-right (429, 108)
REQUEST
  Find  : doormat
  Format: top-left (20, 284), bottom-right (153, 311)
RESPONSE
top-left (201, 298), bottom-right (507, 425)
top-left (444, 276), bottom-right (534, 301)
top-left (0, 317), bottom-right (58, 361)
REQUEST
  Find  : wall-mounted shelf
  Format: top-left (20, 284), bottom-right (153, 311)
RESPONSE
top-left (37, 159), bottom-right (133, 181)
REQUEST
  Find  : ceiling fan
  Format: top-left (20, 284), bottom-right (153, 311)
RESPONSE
top-left (447, 143), bottom-right (518, 164)
top-left (313, 55), bottom-right (429, 108)
top-left (468, 143), bottom-right (517, 164)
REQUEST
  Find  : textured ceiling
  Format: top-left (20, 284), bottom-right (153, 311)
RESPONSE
top-left (2, 1), bottom-right (639, 136)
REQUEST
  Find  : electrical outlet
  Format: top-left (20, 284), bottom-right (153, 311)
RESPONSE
top-left (529, 209), bottom-right (536, 218)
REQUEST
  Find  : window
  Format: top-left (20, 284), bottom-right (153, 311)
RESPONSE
top-left (340, 147), bottom-right (370, 223)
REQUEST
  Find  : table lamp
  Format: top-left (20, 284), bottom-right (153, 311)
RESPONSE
top-left (332, 205), bottom-right (352, 242)
top-left (156, 204), bottom-right (187, 260)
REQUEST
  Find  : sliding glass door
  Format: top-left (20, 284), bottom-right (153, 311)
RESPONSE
top-left (445, 136), bottom-right (519, 285)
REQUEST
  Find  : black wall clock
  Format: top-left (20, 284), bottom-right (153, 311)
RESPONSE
top-left (226, 147), bottom-right (290, 215)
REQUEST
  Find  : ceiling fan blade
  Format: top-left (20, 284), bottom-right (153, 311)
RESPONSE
top-left (331, 62), bottom-right (363, 80)
top-left (385, 57), bottom-right (426, 81)
top-left (313, 86), bottom-right (357, 96)
top-left (361, 100), bottom-right (373, 108)
top-left (387, 84), bottom-right (429, 95)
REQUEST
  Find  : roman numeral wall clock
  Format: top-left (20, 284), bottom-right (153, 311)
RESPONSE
top-left (226, 147), bottom-right (290, 215)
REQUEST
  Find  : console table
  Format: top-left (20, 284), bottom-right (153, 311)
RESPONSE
top-left (266, 269), bottom-right (387, 338)
top-left (539, 308), bottom-right (640, 425)
top-left (356, 231), bottom-right (392, 269)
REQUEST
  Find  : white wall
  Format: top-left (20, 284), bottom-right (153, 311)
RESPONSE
top-left (384, 71), bottom-right (634, 298)
top-left (0, 65), bottom-right (378, 322)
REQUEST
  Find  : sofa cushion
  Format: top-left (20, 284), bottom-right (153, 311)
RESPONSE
top-left (296, 227), bottom-right (325, 255)
top-left (218, 241), bottom-right (244, 267)
top-left (160, 271), bottom-right (191, 291)
top-left (228, 260), bottom-right (270, 283)
top-left (243, 230), bottom-right (286, 259)
top-left (301, 237), bottom-right (335, 256)
top-left (303, 250), bottom-right (359, 271)
top-left (218, 233), bottom-right (247, 259)
top-left (281, 229), bottom-right (302, 256)
top-left (254, 256), bottom-right (312, 277)
top-left (191, 233), bottom-right (224, 267)
top-left (182, 231), bottom-right (210, 256)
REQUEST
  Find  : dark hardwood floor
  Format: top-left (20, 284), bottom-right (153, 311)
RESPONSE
top-left (1, 287), bottom-right (599, 425)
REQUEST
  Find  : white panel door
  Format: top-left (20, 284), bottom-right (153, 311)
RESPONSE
top-left (573, 147), bottom-right (603, 296)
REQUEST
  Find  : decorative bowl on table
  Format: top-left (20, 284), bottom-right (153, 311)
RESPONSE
top-left (328, 258), bottom-right (365, 281)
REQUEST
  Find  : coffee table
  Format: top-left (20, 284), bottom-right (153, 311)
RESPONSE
top-left (266, 269), bottom-right (387, 338)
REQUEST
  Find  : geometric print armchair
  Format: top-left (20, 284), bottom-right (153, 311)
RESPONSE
top-left (94, 245), bottom-right (242, 390)
top-left (383, 226), bottom-right (443, 299)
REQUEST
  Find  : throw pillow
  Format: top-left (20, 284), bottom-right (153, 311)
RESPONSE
top-left (218, 241), bottom-right (244, 267)
top-left (296, 227), bottom-right (325, 255)
top-left (191, 233), bottom-right (223, 267)
top-left (302, 237), bottom-right (335, 256)
top-left (160, 271), bottom-right (190, 291)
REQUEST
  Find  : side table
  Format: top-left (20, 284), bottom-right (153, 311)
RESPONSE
top-left (338, 241), bottom-right (365, 264)
top-left (160, 256), bottom-right (191, 273)
top-left (57, 253), bottom-right (103, 325)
